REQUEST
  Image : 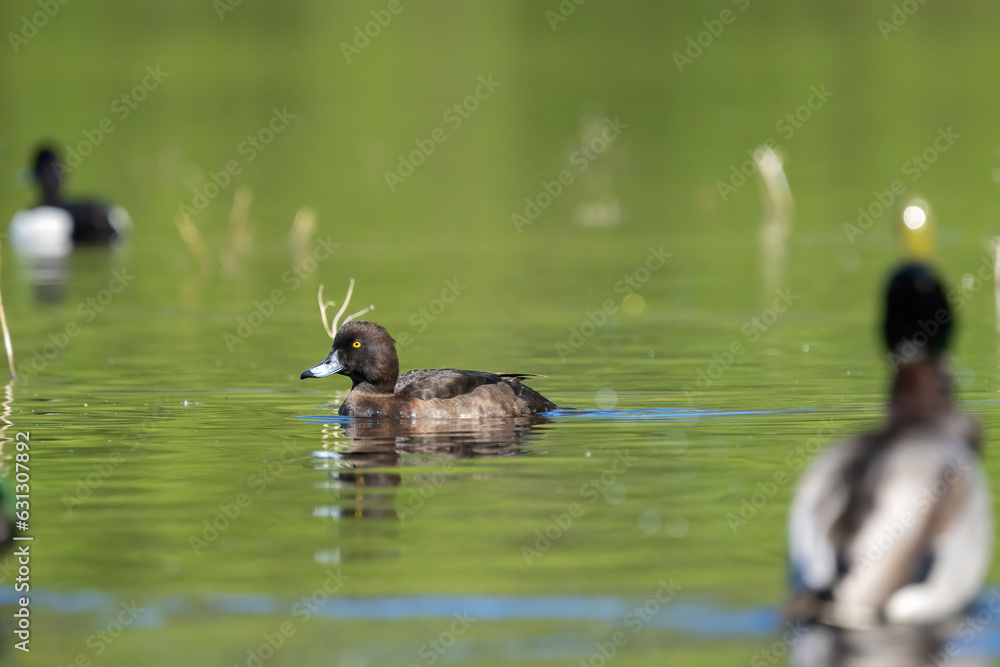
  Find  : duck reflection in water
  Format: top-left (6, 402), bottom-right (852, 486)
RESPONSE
top-left (789, 622), bottom-right (991, 667)
top-left (787, 263), bottom-right (993, 666)
top-left (314, 416), bottom-right (550, 521)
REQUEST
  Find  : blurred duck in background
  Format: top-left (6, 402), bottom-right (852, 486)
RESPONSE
top-left (787, 260), bottom-right (992, 628)
top-left (9, 145), bottom-right (129, 256)
top-left (9, 145), bottom-right (130, 300)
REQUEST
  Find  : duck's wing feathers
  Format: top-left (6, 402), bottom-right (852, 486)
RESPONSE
top-left (875, 437), bottom-right (992, 624)
top-left (496, 373), bottom-right (546, 381)
top-left (395, 369), bottom-right (510, 401)
top-left (827, 432), bottom-right (990, 625)
top-left (394, 370), bottom-right (557, 416)
top-left (789, 440), bottom-right (858, 593)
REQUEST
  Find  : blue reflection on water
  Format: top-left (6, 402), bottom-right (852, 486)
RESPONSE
top-left (9, 588), bottom-right (1000, 651)
top-left (296, 407), bottom-right (813, 424)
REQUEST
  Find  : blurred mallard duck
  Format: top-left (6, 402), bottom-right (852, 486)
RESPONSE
top-left (787, 262), bottom-right (992, 628)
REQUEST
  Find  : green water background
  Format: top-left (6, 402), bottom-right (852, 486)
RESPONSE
top-left (2, 0), bottom-right (1000, 664)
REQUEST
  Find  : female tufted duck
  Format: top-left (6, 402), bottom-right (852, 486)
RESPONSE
top-left (787, 263), bottom-right (992, 628)
top-left (300, 321), bottom-right (557, 418)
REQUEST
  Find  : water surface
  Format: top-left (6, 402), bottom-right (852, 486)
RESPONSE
top-left (2, 1), bottom-right (1000, 664)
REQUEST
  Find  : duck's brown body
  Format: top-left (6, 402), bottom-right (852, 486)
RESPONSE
top-left (340, 369), bottom-right (556, 418)
top-left (302, 322), bottom-right (557, 418)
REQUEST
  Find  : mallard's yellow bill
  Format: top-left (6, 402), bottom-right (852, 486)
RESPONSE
top-left (900, 199), bottom-right (933, 260)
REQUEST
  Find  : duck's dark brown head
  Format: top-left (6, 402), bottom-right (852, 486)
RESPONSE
top-left (300, 321), bottom-right (399, 394)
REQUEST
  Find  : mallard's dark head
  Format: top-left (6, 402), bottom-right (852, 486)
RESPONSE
top-left (883, 262), bottom-right (952, 358)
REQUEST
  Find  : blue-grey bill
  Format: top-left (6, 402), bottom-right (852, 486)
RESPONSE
top-left (300, 351), bottom-right (343, 379)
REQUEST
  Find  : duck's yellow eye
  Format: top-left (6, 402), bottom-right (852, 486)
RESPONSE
top-left (352, 341), bottom-right (361, 348)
